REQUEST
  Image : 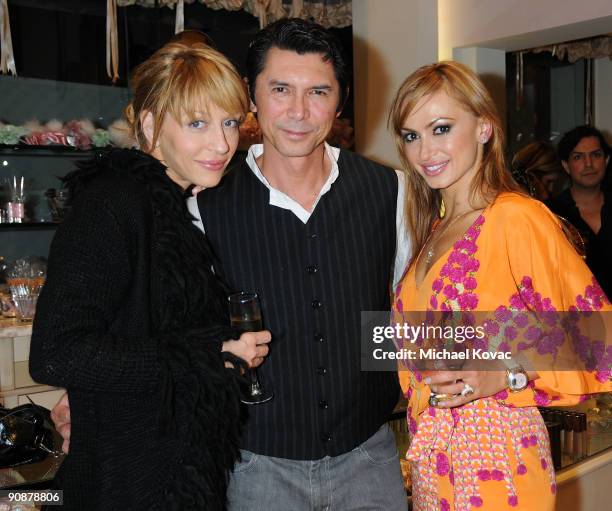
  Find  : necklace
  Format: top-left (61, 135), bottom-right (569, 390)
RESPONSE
top-left (424, 209), bottom-right (477, 266)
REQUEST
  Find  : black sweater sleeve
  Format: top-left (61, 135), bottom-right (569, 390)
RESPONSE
top-left (29, 189), bottom-right (165, 392)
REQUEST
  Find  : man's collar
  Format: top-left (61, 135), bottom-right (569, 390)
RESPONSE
top-left (244, 142), bottom-right (341, 224)
top-left (245, 142), bottom-right (340, 191)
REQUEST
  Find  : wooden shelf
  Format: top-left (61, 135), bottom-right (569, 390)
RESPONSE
top-left (0, 222), bottom-right (59, 230)
top-left (0, 144), bottom-right (97, 157)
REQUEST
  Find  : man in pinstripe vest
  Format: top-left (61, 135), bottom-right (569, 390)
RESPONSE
top-left (196, 18), bottom-right (411, 510)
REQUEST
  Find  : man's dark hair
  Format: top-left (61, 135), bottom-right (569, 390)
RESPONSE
top-left (246, 17), bottom-right (349, 111)
top-left (558, 125), bottom-right (611, 162)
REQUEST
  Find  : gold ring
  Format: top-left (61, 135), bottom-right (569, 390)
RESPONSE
top-left (429, 393), bottom-right (455, 407)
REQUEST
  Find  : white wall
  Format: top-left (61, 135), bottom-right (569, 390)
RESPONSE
top-left (453, 47), bottom-right (507, 126)
top-left (438, 0), bottom-right (612, 144)
top-left (352, 0), bottom-right (438, 168)
top-left (594, 58), bottom-right (612, 141)
top-left (438, 0), bottom-right (612, 59)
top-left (352, 0), bottom-right (612, 166)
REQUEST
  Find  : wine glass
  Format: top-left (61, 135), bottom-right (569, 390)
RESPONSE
top-left (228, 292), bottom-right (273, 405)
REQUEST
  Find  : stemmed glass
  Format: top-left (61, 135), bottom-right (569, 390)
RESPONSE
top-left (228, 292), bottom-right (273, 405)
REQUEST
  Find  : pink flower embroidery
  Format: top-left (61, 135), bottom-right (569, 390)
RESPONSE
top-left (513, 313), bottom-right (529, 328)
top-left (469, 496), bottom-right (483, 508)
top-left (493, 390), bottom-right (508, 400)
top-left (491, 469), bottom-right (504, 481)
top-left (503, 325), bottom-right (518, 340)
top-left (451, 408), bottom-right (461, 426)
top-left (395, 299), bottom-right (403, 313)
top-left (457, 293), bottom-right (478, 309)
top-left (448, 267), bottom-right (465, 284)
top-left (509, 293), bottom-right (527, 310)
top-left (408, 416), bottom-right (418, 435)
top-left (495, 306), bottom-right (512, 322)
top-left (444, 284), bottom-right (459, 300)
top-left (477, 469), bottom-right (491, 481)
top-left (534, 389), bottom-right (552, 406)
top-left (541, 458), bottom-right (548, 470)
top-left (430, 296), bottom-right (438, 309)
top-left (454, 239), bottom-right (477, 254)
top-left (440, 498), bottom-right (450, 511)
top-left (440, 263), bottom-right (451, 278)
top-left (448, 251), bottom-right (468, 265)
top-left (466, 226), bottom-right (479, 239)
top-left (508, 495), bottom-right (518, 507)
top-left (498, 341), bottom-right (510, 353)
top-left (432, 278), bottom-right (444, 293)
top-left (517, 464), bottom-right (527, 475)
top-left (436, 452), bottom-right (450, 476)
top-left (484, 320), bottom-right (500, 336)
top-left (463, 276), bottom-right (478, 290)
top-left (465, 258), bottom-right (480, 272)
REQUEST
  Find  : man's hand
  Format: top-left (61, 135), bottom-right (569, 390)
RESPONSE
top-left (50, 392), bottom-right (71, 454)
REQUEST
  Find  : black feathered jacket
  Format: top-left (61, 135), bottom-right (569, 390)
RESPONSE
top-left (30, 148), bottom-right (243, 510)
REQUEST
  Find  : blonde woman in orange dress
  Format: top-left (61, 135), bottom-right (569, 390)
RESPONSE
top-left (388, 61), bottom-right (612, 511)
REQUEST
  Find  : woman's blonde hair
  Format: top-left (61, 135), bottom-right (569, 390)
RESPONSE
top-left (125, 41), bottom-right (249, 153)
top-left (389, 61), bottom-right (521, 256)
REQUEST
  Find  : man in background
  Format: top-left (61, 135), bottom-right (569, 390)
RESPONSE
top-left (547, 125), bottom-right (611, 298)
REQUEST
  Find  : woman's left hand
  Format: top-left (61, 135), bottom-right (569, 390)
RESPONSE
top-left (425, 369), bottom-right (507, 408)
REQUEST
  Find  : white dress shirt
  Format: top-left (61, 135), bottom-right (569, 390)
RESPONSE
top-left (187, 143), bottom-right (412, 287)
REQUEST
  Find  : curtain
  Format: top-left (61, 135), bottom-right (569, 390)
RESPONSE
top-left (530, 35), bottom-right (612, 63)
top-left (116, 0), bottom-right (352, 28)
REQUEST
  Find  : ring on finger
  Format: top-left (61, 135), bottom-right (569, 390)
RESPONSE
top-left (429, 393), bottom-right (454, 408)
top-left (460, 383), bottom-right (475, 397)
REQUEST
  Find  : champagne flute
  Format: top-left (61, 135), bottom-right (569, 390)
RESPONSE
top-left (228, 292), bottom-right (273, 405)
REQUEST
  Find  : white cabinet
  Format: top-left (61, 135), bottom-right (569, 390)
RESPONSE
top-left (0, 320), bottom-right (62, 409)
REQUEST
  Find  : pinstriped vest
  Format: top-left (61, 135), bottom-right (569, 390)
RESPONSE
top-left (199, 149), bottom-right (400, 459)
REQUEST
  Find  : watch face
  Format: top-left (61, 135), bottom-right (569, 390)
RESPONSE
top-left (512, 372), bottom-right (528, 390)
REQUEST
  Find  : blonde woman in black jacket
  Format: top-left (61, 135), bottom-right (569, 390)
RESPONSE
top-left (29, 41), bottom-right (270, 510)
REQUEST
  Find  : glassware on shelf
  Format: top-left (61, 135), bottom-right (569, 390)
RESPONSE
top-left (45, 188), bottom-right (70, 222)
top-left (5, 257), bottom-right (46, 321)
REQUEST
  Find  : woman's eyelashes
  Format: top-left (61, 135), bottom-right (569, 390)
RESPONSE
top-left (402, 131), bottom-right (418, 144)
top-left (187, 118), bottom-right (240, 130)
top-left (223, 119), bottom-right (240, 129)
top-left (188, 119), bottom-right (207, 129)
top-left (402, 124), bottom-right (452, 143)
top-left (433, 124), bottom-right (451, 135)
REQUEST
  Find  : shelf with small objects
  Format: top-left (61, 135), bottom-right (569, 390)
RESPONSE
top-left (0, 145), bottom-right (96, 261)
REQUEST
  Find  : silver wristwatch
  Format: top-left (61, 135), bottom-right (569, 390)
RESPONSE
top-left (506, 363), bottom-right (529, 392)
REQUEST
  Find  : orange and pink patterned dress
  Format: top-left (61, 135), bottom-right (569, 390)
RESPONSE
top-left (393, 192), bottom-right (612, 511)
